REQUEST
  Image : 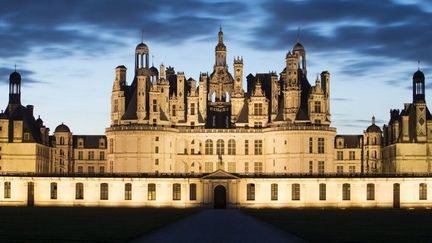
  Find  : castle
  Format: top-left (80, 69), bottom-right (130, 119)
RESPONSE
top-left (0, 29), bottom-right (431, 208)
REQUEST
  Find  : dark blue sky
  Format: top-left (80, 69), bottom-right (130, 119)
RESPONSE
top-left (0, 0), bottom-right (431, 134)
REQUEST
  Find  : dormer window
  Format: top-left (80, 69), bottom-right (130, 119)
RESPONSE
top-left (78, 138), bottom-right (84, 148)
top-left (99, 139), bottom-right (105, 148)
top-left (23, 132), bottom-right (30, 141)
top-left (254, 103), bottom-right (263, 116)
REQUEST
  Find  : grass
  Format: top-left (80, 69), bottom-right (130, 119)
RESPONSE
top-left (243, 208), bottom-right (432, 243)
top-left (0, 206), bottom-right (200, 242)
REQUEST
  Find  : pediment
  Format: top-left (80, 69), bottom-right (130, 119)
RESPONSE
top-left (201, 169), bottom-right (239, 179)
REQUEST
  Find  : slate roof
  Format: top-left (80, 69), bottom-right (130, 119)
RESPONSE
top-left (73, 135), bottom-right (107, 149)
top-left (335, 135), bottom-right (362, 148)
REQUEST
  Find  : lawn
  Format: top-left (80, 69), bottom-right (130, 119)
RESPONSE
top-left (243, 208), bottom-right (432, 243)
top-left (0, 207), bottom-right (199, 242)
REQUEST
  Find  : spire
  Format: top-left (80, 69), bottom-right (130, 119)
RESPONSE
top-left (297, 27), bottom-right (300, 43)
top-left (218, 27), bottom-right (224, 44)
top-left (372, 115), bottom-right (375, 125)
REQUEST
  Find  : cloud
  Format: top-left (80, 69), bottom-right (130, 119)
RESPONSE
top-left (331, 97), bottom-right (352, 101)
top-left (0, 67), bottom-right (42, 85)
top-left (0, 0), bottom-right (249, 59)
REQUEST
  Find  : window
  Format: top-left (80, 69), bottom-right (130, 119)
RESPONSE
top-left (190, 103), bottom-right (195, 115)
top-left (173, 183), bottom-right (181, 201)
top-left (337, 151), bottom-right (343, 160)
top-left (337, 166), bottom-right (343, 174)
top-left (349, 151), bottom-right (355, 160)
top-left (155, 136), bottom-right (159, 142)
top-left (50, 182), bottom-right (57, 199)
top-left (420, 183), bottom-right (427, 200)
top-left (155, 159), bottom-right (159, 166)
top-left (254, 103), bottom-right (263, 115)
top-left (114, 99), bottom-right (118, 112)
top-left (99, 166), bottom-right (105, 174)
top-left (77, 166), bottom-right (83, 173)
top-left (88, 151), bottom-right (95, 160)
top-left (309, 161), bottom-right (313, 174)
top-left (109, 138), bottom-right (114, 153)
top-left (245, 140), bottom-right (249, 155)
top-left (172, 105), bottom-right (176, 117)
top-left (155, 146), bottom-right (159, 154)
top-left (78, 151), bottom-right (83, 160)
top-left (60, 137), bottom-right (65, 145)
top-left (152, 99), bottom-right (157, 112)
top-left (314, 101), bottom-right (321, 113)
top-left (148, 184), bottom-right (156, 201)
top-left (190, 183), bottom-right (197, 201)
top-left (228, 139), bottom-right (236, 155)
top-left (271, 184), bottom-right (278, 201)
top-left (247, 183), bottom-right (255, 201)
top-left (4, 182), bottom-right (10, 199)
top-left (319, 183), bottom-right (326, 200)
top-left (216, 139), bottom-right (224, 155)
top-left (292, 184), bottom-right (300, 200)
top-left (100, 151), bottom-right (105, 160)
top-left (318, 161), bottom-right (325, 174)
top-left (23, 132), bottom-right (30, 141)
top-left (254, 122), bottom-right (263, 128)
top-left (349, 166), bottom-right (355, 173)
top-left (75, 183), bottom-right (84, 200)
top-left (254, 162), bottom-right (263, 173)
top-left (367, 183), bottom-right (375, 200)
top-left (309, 138), bottom-right (313, 153)
top-left (125, 183), bottom-right (132, 200)
top-left (100, 183), bottom-right (108, 200)
top-left (205, 140), bottom-right (213, 155)
top-left (318, 138), bottom-right (325, 154)
top-left (205, 162), bottom-right (213, 173)
top-left (88, 166), bottom-right (95, 174)
top-left (254, 140), bottom-right (263, 155)
top-left (342, 183), bottom-right (351, 200)
top-left (244, 162), bottom-right (249, 173)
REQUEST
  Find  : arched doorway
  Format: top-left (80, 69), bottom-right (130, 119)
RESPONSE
top-left (214, 185), bottom-right (227, 209)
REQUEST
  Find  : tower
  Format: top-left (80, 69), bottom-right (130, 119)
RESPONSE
top-left (135, 42), bottom-right (149, 72)
top-left (8, 71), bottom-right (21, 111)
top-left (413, 70), bottom-right (427, 142)
top-left (233, 57), bottom-right (244, 97)
top-left (413, 69), bottom-right (425, 103)
top-left (215, 27), bottom-right (227, 67)
top-left (111, 65), bottom-right (126, 125)
top-left (135, 42), bottom-right (150, 122)
top-left (292, 42), bottom-right (307, 75)
top-left (284, 51), bottom-right (301, 122)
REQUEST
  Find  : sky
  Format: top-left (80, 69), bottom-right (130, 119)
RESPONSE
top-left (0, 0), bottom-right (431, 135)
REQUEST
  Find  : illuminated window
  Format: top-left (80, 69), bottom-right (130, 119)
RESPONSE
top-left (75, 183), bottom-right (84, 200)
top-left (367, 183), bottom-right (375, 200)
top-left (189, 184), bottom-right (197, 201)
top-left (173, 183), bottom-right (181, 201)
top-left (100, 183), bottom-right (108, 200)
top-left (342, 183), bottom-right (350, 200)
top-left (292, 184), bottom-right (300, 200)
top-left (420, 183), bottom-right (427, 200)
top-left (125, 183), bottom-right (132, 200)
top-left (271, 184), bottom-right (278, 201)
top-left (4, 182), bottom-right (11, 199)
top-left (247, 183), bottom-right (255, 201)
top-left (148, 184), bottom-right (156, 201)
top-left (319, 183), bottom-right (326, 200)
top-left (50, 182), bottom-right (57, 200)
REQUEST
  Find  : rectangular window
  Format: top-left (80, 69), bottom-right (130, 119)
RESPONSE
top-left (319, 183), bottom-right (326, 200)
top-left (343, 183), bottom-right (351, 200)
top-left (100, 183), bottom-right (109, 200)
top-left (245, 140), bottom-right (249, 155)
top-left (4, 182), bottom-right (11, 199)
top-left (271, 184), bottom-right (278, 201)
top-left (88, 151), bottom-right (95, 160)
top-left (172, 105), bottom-right (176, 116)
top-left (318, 161), bottom-right (325, 174)
top-left (125, 183), bottom-right (132, 200)
top-left (309, 138), bottom-right (313, 153)
top-left (244, 162), bottom-right (249, 173)
top-left (173, 183), bottom-right (181, 201)
top-left (314, 101), bottom-right (321, 113)
top-left (155, 136), bottom-right (159, 142)
top-left (254, 162), bottom-right (263, 173)
top-left (420, 183), bottom-right (427, 200)
top-left (309, 161), bottom-right (313, 174)
top-left (50, 182), bottom-right (57, 200)
top-left (155, 159), bottom-right (159, 166)
top-left (205, 162), bottom-right (213, 173)
top-left (292, 184), bottom-right (300, 201)
top-left (254, 140), bottom-right (263, 155)
top-left (23, 132), bottom-right (30, 141)
top-left (148, 184), bottom-right (156, 201)
top-left (367, 183), bottom-right (375, 200)
top-left (349, 166), bottom-right (355, 173)
top-left (337, 166), bottom-right (343, 174)
top-left (254, 103), bottom-right (263, 116)
top-left (247, 183), bottom-right (255, 201)
top-left (88, 166), bottom-right (95, 174)
top-left (190, 183), bottom-right (197, 201)
top-left (337, 151), bottom-right (343, 160)
top-left (100, 151), bottom-right (105, 160)
top-left (78, 151), bottom-right (83, 160)
top-left (349, 151), bottom-right (355, 160)
top-left (155, 146), bottom-right (159, 153)
top-left (75, 183), bottom-right (84, 200)
top-left (190, 103), bottom-right (195, 115)
top-left (318, 138), bottom-right (325, 154)
top-left (152, 99), bottom-right (157, 112)
top-left (99, 166), bottom-right (105, 174)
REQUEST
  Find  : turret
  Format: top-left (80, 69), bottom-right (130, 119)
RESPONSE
top-left (8, 71), bottom-right (21, 110)
top-left (215, 27), bottom-right (227, 67)
top-left (413, 69), bottom-right (425, 103)
top-left (233, 57), bottom-right (244, 96)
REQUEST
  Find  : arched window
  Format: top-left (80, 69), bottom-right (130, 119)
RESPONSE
top-left (50, 182), bottom-right (57, 200)
top-left (373, 137), bottom-right (377, 145)
top-left (342, 183), bottom-right (351, 200)
top-left (247, 183), bottom-right (255, 201)
top-left (173, 183), bottom-right (181, 201)
top-left (420, 183), bottom-right (427, 200)
top-left (367, 183), bottom-right (375, 200)
top-left (75, 183), bottom-right (84, 200)
top-left (271, 184), bottom-right (278, 201)
top-left (228, 139), bottom-right (236, 155)
top-left (216, 139), bottom-right (224, 155)
top-left (292, 184), bottom-right (300, 200)
top-left (205, 140), bottom-right (213, 155)
top-left (100, 183), bottom-right (108, 200)
top-left (60, 137), bottom-right (65, 145)
top-left (4, 182), bottom-right (11, 199)
top-left (125, 183), bottom-right (132, 200)
top-left (148, 183), bottom-right (156, 201)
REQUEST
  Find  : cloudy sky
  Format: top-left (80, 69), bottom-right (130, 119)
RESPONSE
top-left (0, 0), bottom-right (431, 135)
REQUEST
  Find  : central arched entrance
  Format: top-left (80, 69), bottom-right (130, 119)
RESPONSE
top-left (214, 185), bottom-right (227, 209)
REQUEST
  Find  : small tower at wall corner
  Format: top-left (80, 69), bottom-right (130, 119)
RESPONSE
top-left (233, 56), bottom-right (244, 96)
